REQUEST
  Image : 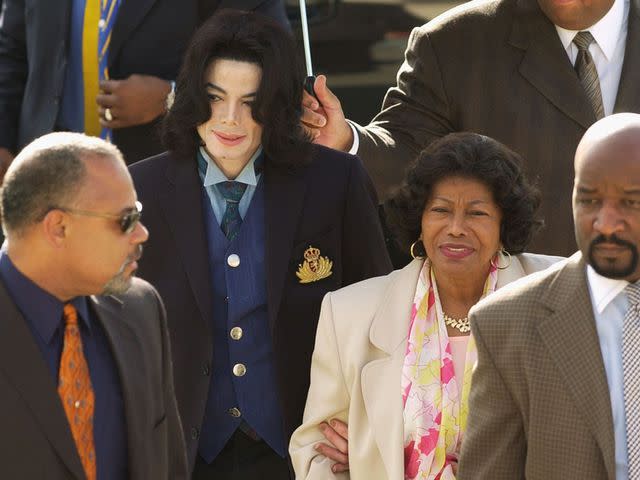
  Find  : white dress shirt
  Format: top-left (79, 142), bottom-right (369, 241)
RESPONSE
top-left (555, 0), bottom-right (628, 116)
top-left (586, 265), bottom-right (630, 480)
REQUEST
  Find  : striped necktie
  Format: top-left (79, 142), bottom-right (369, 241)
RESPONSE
top-left (572, 31), bottom-right (605, 120)
top-left (58, 304), bottom-right (96, 480)
top-left (623, 282), bottom-right (640, 478)
top-left (82, 0), bottom-right (122, 139)
top-left (217, 181), bottom-right (248, 241)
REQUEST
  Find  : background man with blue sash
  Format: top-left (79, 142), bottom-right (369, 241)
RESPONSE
top-left (0, 0), bottom-right (290, 179)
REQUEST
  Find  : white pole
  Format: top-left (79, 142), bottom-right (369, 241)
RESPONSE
top-left (299, 0), bottom-right (314, 76)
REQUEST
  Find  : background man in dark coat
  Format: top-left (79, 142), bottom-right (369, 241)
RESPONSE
top-left (303, 0), bottom-right (640, 256)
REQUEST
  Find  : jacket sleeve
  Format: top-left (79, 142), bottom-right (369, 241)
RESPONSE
top-left (457, 310), bottom-right (526, 480)
top-left (289, 293), bottom-right (351, 479)
top-left (341, 155), bottom-right (393, 285)
top-left (0, 0), bottom-right (27, 152)
top-left (354, 27), bottom-right (454, 198)
top-left (152, 288), bottom-right (189, 480)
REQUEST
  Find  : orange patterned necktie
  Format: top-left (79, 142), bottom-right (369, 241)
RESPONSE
top-left (58, 303), bottom-right (97, 480)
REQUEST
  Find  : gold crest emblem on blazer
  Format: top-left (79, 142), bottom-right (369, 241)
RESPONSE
top-left (296, 246), bottom-right (333, 283)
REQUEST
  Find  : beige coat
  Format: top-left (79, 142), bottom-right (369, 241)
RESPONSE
top-left (290, 253), bottom-right (562, 479)
top-left (458, 253), bottom-right (617, 479)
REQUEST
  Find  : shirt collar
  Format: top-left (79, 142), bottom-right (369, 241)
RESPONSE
top-left (0, 250), bottom-right (91, 344)
top-left (586, 263), bottom-right (629, 313)
top-left (198, 146), bottom-right (263, 187)
top-left (555, 0), bottom-right (626, 61)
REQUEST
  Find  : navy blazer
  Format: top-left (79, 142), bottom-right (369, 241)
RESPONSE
top-left (130, 144), bottom-right (393, 471)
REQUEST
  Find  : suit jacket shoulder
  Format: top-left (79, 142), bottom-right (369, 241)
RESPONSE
top-left (92, 277), bottom-right (189, 479)
top-left (470, 253), bottom-right (574, 336)
top-left (108, 276), bottom-right (161, 311)
top-left (306, 144), bottom-right (380, 202)
top-left (130, 151), bottom-right (174, 185)
top-left (515, 252), bottom-right (565, 275)
top-left (420, 0), bottom-right (510, 35)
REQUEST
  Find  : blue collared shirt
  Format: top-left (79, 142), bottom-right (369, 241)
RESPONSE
top-left (0, 250), bottom-right (128, 479)
top-left (586, 265), bottom-right (629, 480)
top-left (197, 146), bottom-right (263, 225)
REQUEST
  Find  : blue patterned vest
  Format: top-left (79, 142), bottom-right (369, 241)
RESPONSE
top-left (197, 178), bottom-right (286, 462)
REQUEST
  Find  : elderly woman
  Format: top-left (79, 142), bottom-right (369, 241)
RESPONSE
top-left (289, 132), bottom-right (563, 479)
top-left (130, 10), bottom-right (391, 479)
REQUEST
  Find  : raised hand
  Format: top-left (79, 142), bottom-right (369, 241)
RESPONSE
top-left (301, 75), bottom-right (353, 152)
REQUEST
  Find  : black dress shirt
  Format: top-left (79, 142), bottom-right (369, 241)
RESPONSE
top-left (0, 251), bottom-right (128, 479)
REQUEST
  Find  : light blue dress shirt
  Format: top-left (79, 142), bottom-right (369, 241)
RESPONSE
top-left (197, 146), bottom-right (263, 225)
top-left (586, 265), bottom-right (629, 480)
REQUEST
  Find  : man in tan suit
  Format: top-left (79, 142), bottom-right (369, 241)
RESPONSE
top-left (457, 113), bottom-right (640, 479)
top-left (303, 0), bottom-right (640, 256)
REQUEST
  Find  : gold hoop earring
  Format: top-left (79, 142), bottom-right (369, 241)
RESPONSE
top-left (490, 248), bottom-right (512, 270)
top-left (410, 239), bottom-right (425, 259)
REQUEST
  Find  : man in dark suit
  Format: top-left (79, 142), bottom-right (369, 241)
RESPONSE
top-left (0, 132), bottom-right (187, 479)
top-left (458, 113), bottom-right (640, 479)
top-left (303, 0), bottom-right (640, 257)
top-left (130, 11), bottom-right (392, 479)
top-left (0, 0), bottom-right (289, 174)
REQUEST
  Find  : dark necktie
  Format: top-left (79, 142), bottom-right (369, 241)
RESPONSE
top-left (623, 282), bottom-right (640, 478)
top-left (217, 181), bottom-right (248, 241)
top-left (58, 304), bottom-right (96, 480)
top-left (572, 31), bottom-right (605, 120)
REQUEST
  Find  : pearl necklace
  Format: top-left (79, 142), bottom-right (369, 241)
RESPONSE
top-left (443, 312), bottom-right (470, 333)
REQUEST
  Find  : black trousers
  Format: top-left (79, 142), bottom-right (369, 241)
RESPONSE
top-left (193, 430), bottom-right (292, 479)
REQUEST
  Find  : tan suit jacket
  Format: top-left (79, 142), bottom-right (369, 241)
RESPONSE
top-left (458, 252), bottom-right (616, 480)
top-left (290, 253), bottom-right (561, 479)
top-left (353, 0), bottom-right (640, 256)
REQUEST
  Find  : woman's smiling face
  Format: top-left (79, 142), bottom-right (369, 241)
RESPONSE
top-left (421, 175), bottom-right (503, 280)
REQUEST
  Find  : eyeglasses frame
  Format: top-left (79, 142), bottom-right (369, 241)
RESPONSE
top-left (50, 201), bottom-right (143, 234)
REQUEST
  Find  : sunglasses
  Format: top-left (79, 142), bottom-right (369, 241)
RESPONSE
top-left (53, 201), bottom-right (143, 234)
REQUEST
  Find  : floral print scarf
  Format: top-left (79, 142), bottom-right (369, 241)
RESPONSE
top-left (401, 258), bottom-right (498, 479)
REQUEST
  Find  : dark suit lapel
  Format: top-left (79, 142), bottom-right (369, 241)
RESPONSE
top-left (0, 283), bottom-right (85, 480)
top-left (89, 295), bottom-right (146, 479)
top-left (158, 157), bottom-right (213, 330)
top-left (614, 0), bottom-right (640, 113)
top-left (109, 0), bottom-right (159, 65)
top-left (264, 162), bottom-right (307, 332)
top-left (536, 254), bottom-right (616, 479)
top-left (510, 0), bottom-right (596, 129)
